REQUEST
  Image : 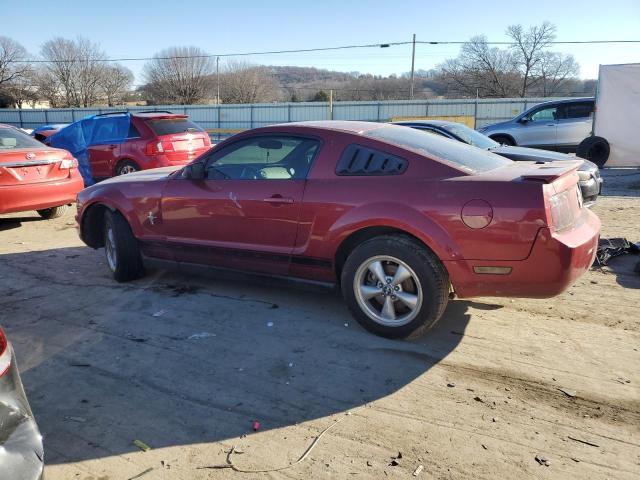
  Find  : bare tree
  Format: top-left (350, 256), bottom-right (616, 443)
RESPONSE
top-left (4, 70), bottom-right (39, 108)
top-left (0, 36), bottom-right (31, 88)
top-left (506, 22), bottom-right (556, 97)
top-left (219, 60), bottom-right (282, 104)
top-left (536, 51), bottom-right (580, 96)
top-left (32, 67), bottom-right (64, 108)
top-left (143, 46), bottom-right (214, 104)
top-left (98, 63), bottom-right (133, 106)
top-left (40, 37), bottom-right (108, 107)
top-left (437, 36), bottom-right (520, 98)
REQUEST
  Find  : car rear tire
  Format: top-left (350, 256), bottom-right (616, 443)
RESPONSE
top-left (37, 205), bottom-right (68, 219)
top-left (103, 210), bottom-right (145, 282)
top-left (341, 235), bottom-right (449, 339)
top-left (577, 136), bottom-right (610, 167)
top-left (491, 135), bottom-right (515, 146)
top-left (116, 160), bottom-right (139, 176)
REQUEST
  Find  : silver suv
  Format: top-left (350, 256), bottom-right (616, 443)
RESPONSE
top-left (478, 98), bottom-right (594, 153)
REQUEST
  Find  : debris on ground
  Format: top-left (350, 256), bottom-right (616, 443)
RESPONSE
top-left (388, 451), bottom-right (402, 466)
top-left (568, 436), bottom-right (600, 448)
top-left (152, 309), bottom-right (166, 317)
top-left (446, 383), bottom-right (455, 388)
top-left (126, 467), bottom-right (154, 480)
top-left (535, 454), bottom-right (550, 466)
top-left (188, 332), bottom-right (216, 340)
top-left (267, 322), bottom-right (274, 327)
top-left (557, 387), bottom-right (577, 398)
top-left (413, 464), bottom-right (424, 476)
top-left (595, 238), bottom-right (639, 266)
top-left (252, 420), bottom-right (261, 431)
top-left (481, 444), bottom-right (488, 450)
top-left (133, 439), bottom-right (152, 452)
top-left (197, 415), bottom-right (347, 473)
top-left (473, 396), bottom-right (484, 403)
top-left (64, 416), bottom-right (87, 423)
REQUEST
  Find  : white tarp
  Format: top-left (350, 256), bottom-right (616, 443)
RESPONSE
top-left (594, 63), bottom-right (640, 167)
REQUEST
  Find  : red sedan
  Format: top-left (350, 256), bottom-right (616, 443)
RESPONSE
top-left (0, 124), bottom-right (83, 219)
top-left (76, 121), bottom-right (600, 338)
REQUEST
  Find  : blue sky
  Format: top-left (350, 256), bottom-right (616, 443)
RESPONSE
top-left (4, 0), bottom-right (639, 84)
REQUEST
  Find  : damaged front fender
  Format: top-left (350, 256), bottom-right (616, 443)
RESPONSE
top-left (0, 346), bottom-right (44, 480)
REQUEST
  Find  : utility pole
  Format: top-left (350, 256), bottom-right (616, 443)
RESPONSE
top-left (216, 56), bottom-right (220, 104)
top-left (329, 89), bottom-right (334, 120)
top-left (409, 33), bottom-right (416, 100)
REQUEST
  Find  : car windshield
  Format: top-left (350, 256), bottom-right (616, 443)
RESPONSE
top-left (439, 123), bottom-right (499, 150)
top-left (364, 125), bottom-right (511, 173)
top-left (0, 127), bottom-right (44, 149)
top-left (145, 118), bottom-right (204, 136)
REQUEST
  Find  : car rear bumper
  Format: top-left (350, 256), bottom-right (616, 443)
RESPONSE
top-left (447, 208), bottom-right (600, 298)
top-left (0, 174), bottom-right (83, 214)
top-left (0, 347), bottom-right (44, 480)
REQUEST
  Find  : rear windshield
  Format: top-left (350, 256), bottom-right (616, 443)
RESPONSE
top-left (0, 127), bottom-right (44, 149)
top-left (364, 125), bottom-right (511, 173)
top-left (145, 118), bottom-right (204, 136)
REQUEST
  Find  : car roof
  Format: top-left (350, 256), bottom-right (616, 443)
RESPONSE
top-left (528, 97), bottom-right (594, 109)
top-left (272, 120), bottom-right (388, 134)
top-left (392, 120), bottom-right (456, 128)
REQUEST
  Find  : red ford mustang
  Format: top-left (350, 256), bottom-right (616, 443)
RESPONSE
top-left (1, 124), bottom-right (83, 219)
top-left (76, 121), bottom-right (600, 338)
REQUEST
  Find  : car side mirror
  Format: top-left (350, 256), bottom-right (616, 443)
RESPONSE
top-left (184, 162), bottom-right (205, 180)
top-left (519, 117), bottom-right (530, 124)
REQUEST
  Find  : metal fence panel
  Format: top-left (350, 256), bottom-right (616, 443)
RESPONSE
top-left (1, 98), bottom-right (565, 133)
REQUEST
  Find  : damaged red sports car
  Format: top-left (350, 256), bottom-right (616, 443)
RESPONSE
top-left (76, 121), bottom-right (600, 338)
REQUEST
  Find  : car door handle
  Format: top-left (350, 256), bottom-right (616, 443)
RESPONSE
top-left (546, 124), bottom-right (555, 126)
top-left (263, 195), bottom-right (294, 204)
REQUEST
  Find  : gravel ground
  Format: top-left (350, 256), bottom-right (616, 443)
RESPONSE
top-left (0, 168), bottom-right (638, 480)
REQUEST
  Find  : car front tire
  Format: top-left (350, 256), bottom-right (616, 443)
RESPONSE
top-left (37, 205), bottom-right (68, 219)
top-left (341, 235), bottom-right (449, 339)
top-left (103, 210), bottom-right (145, 282)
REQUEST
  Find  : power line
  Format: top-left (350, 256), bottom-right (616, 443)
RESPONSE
top-left (8, 39), bottom-right (640, 64)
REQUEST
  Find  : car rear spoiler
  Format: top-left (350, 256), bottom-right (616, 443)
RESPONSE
top-left (520, 160), bottom-right (584, 183)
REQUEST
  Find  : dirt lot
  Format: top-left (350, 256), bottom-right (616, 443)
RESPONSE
top-left (1, 169), bottom-right (639, 480)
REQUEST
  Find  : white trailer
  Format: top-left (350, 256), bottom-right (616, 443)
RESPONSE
top-left (583, 63), bottom-right (640, 167)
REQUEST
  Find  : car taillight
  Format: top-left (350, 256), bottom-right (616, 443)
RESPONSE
top-left (59, 158), bottom-right (78, 169)
top-left (145, 140), bottom-right (174, 155)
top-left (549, 185), bottom-right (581, 232)
top-left (0, 328), bottom-right (10, 377)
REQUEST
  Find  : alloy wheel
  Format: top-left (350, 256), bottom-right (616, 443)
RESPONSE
top-left (353, 255), bottom-right (423, 327)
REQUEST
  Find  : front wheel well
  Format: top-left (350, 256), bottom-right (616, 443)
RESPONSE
top-left (489, 133), bottom-right (516, 145)
top-left (334, 226), bottom-right (434, 282)
top-left (81, 203), bottom-right (115, 248)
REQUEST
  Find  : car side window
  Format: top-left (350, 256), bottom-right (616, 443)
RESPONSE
top-left (529, 106), bottom-right (558, 122)
top-left (204, 136), bottom-right (320, 180)
top-left (127, 123), bottom-right (141, 138)
top-left (559, 102), bottom-right (594, 120)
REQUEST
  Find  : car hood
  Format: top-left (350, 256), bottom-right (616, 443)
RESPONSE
top-left (490, 146), bottom-right (597, 172)
top-left (479, 120), bottom-right (512, 132)
top-left (97, 166), bottom-right (182, 185)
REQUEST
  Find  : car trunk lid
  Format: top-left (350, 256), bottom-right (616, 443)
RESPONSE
top-left (0, 148), bottom-right (72, 186)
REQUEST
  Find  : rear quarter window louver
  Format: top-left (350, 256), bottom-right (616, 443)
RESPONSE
top-left (336, 144), bottom-right (408, 176)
